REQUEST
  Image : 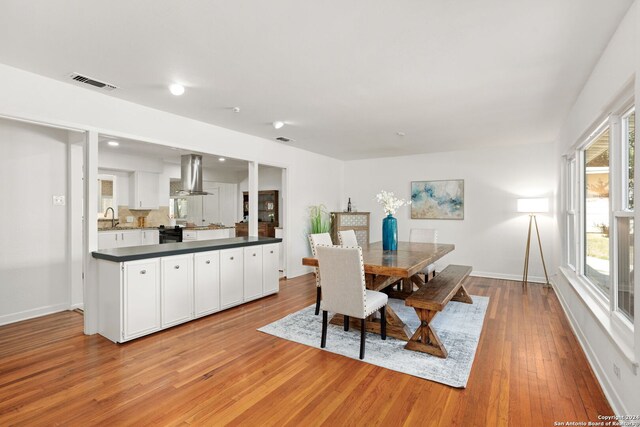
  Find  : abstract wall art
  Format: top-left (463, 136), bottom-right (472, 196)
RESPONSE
top-left (411, 180), bottom-right (464, 220)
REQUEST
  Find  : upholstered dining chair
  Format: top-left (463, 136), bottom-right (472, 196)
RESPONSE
top-left (308, 232), bottom-right (333, 315)
top-left (316, 245), bottom-right (388, 360)
top-left (337, 229), bottom-right (359, 246)
top-left (410, 228), bottom-right (438, 281)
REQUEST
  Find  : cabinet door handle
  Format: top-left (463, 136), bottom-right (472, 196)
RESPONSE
top-left (270, 250), bottom-right (274, 254)
top-left (139, 201), bottom-right (142, 208)
top-left (121, 233), bottom-right (124, 240)
top-left (174, 265), bottom-right (180, 269)
top-left (253, 253), bottom-right (256, 257)
top-left (140, 270), bottom-right (147, 275)
top-left (230, 256), bottom-right (234, 260)
top-left (116, 234), bottom-right (118, 241)
top-left (205, 260), bottom-right (211, 264)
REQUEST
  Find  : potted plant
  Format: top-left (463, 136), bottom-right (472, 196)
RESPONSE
top-left (308, 204), bottom-right (331, 234)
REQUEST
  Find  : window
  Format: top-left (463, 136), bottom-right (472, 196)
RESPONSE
top-left (584, 127), bottom-right (610, 295)
top-left (615, 108), bottom-right (635, 320)
top-left (567, 103), bottom-right (635, 325)
top-left (566, 157), bottom-right (577, 270)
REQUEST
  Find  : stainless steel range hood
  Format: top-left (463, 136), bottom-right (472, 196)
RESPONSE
top-left (176, 154), bottom-right (208, 195)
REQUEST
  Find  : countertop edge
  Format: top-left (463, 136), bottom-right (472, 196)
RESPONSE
top-left (92, 237), bottom-right (282, 262)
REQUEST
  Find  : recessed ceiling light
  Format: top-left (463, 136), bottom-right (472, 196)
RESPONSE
top-left (169, 83), bottom-right (185, 96)
top-left (107, 140), bottom-right (119, 146)
top-left (272, 121), bottom-right (285, 130)
top-left (396, 131), bottom-right (406, 137)
top-left (218, 157), bottom-right (226, 162)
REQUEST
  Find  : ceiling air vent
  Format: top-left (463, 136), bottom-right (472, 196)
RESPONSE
top-left (68, 72), bottom-right (118, 91)
top-left (275, 136), bottom-right (295, 143)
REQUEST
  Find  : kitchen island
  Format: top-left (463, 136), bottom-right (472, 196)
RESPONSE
top-left (92, 236), bottom-right (281, 343)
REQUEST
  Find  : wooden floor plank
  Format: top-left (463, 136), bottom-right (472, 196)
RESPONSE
top-left (0, 275), bottom-right (613, 426)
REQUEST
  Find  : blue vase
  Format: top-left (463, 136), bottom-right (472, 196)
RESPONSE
top-left (382, 214), bottom-right (398, 251)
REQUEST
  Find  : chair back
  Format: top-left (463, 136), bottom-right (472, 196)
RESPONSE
top-left (308, 233), bottom-right (333, 255)
top-left (316, 245), bottom-right (367, 319)
top-left (308, 233), bottom-right (333, 288)
top-left (337, 229), bottom-right (359, 247)
top-left (410, 228), bottom-right (438, 244)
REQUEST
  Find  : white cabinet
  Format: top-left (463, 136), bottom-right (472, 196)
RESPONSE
top-left (98, 229), bottom-right (158, 249)
top-left (141, 229), bottom-right (159, 245)
top-left (124, 259), bottom-right (161, 340)
top-left (220, 248), bottom-right (243, 309)
top-left (194, 251), bottom-right (220, 317)
top-left (98, 230), bottom-right (141, 249)
top-left (182, 228), bottom-right (233, 242)
top-left (161, 254), bottom-right (194, 328)
top-left (129, 171), bottom-right (159, 210)
top-left (263, 244), bottom-right (280, 295)
top-left (243, 246), bottom-right (263, 301)
top-left (96, 241), bottom-right (280, 343)
top-left (119, 230), bottom-right (142, 248)
top-left (98, 231), bottom-right (119, 250)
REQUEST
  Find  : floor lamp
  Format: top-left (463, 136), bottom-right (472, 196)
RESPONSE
top-left (517, 198), bottom-right (550, 288)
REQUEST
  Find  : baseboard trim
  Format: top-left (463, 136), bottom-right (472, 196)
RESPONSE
top-left (0, 303), bottom-right (69, 326)
top-left (553, 273), bottom-right (628, 415)
top-left (70, 303), bottom-right (84, 310)
top-left (470, 270), bottom-right (547, 284)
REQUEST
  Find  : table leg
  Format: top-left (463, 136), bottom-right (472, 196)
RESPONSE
top-left (388, 274), bottom-right (424, 300)
top-left (404, 308), bottom-right (447, 358)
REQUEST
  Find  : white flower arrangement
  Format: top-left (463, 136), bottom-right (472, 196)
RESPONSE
top-left (375, 190), bottom-right (410, 216)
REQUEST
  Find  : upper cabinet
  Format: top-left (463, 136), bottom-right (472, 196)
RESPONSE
top-left (129, 171), bottom-right (159, 210)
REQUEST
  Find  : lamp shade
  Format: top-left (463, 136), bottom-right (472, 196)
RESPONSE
top-left (517, 198), bottom-right (549, 213)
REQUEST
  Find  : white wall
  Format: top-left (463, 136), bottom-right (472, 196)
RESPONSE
top-left (0, 118), bottom-right (71, 325)
top-left (555, 2), bottom-right (639, 415)
top-left (344, 143), bottom-right (558, 281)
top-left (0, 62), bottom-right (343, 289)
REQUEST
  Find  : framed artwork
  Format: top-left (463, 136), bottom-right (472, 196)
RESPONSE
top-left (411, 180), bottom-right (464, 220)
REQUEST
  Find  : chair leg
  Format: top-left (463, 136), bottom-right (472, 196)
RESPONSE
top-left (360, 318), bottom-right (366, 359)
top-left (344, 315), bottom-right (350, 331)
top-left (315, 287), bottom-right (321, 315)
top-left (321, 311), bottom-right (328, 348)
top-left (380, 306), bottom-right (386, 340)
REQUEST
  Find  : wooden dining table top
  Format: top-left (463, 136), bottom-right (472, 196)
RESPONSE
top-left (302, 241), bottom-right (455, 278)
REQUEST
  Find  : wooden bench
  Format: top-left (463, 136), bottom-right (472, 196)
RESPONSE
top-left (404, 265), bottom-right (473, 358)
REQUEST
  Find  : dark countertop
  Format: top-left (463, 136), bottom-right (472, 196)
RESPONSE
top-left (92, 236), bottom-right (282, 262)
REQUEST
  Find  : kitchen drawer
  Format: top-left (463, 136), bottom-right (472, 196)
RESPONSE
top-left (183, 230), bottom-right (197, 241)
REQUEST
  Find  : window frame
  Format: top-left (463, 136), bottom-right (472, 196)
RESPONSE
top-left (612, 106), bottom-right (635, 324)
top-left (566, 101), bottom-right (635, 334)
top-left (579, 119), bottom-right (612, 302)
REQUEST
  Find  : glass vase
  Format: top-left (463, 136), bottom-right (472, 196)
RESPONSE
top-left (382, 213), bottom-right (398, 251)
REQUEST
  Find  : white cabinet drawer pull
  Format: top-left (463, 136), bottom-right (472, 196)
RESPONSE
top-left (205, 260), bottom-right (211, 264)
top-left (174, 265), bottom-right (180, 269)
top-left (140, 270), bottom-right (147, 275)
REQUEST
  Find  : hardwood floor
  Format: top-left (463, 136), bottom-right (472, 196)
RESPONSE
top-left (0, 275), bottom-right (611, 426)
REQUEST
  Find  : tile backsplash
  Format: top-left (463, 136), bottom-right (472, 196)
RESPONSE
top-left (98, 206), bottom-right (170, 229)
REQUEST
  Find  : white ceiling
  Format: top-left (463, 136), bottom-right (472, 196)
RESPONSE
top-left (98, 135), bottom-right (250, 173)
top-left (0, 1), bottom-right (633, 160)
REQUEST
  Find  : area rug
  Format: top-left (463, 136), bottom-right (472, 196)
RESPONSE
top-left (258, 296), bottom-right (489, 388)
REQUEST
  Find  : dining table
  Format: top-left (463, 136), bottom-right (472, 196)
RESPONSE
top-left (302, 241), bottom-right (455, 341)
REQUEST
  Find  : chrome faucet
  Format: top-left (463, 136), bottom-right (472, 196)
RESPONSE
top-left (104, 207), bottom-right (117, 228)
